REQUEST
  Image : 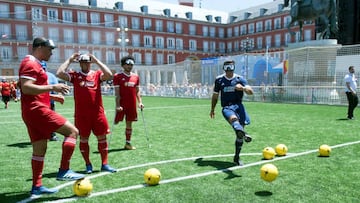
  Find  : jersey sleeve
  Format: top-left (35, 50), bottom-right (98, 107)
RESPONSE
top-left (112, 74), bottom-right (119, 86)
top-left (213, 77), bottom-right (221, 93)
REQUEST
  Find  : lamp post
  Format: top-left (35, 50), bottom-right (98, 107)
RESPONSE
top-left (116, 27), bottom-right (129, 59)
top-left (241, 37), bottom-right (253, 79)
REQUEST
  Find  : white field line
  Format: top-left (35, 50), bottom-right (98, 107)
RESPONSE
top-left (15, 139), bottom-right (360, 203)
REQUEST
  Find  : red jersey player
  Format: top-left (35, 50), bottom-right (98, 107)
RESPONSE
top-left (113, 55), bottom-right (144, 150)
top-left (0, 78), bottom-right (11, 108)
top-left (56, 53), bottom-right (117, 174)
top-left (19, 37), bottom-right (84, 196)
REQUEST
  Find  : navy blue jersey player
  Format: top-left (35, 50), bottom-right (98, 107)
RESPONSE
top-left (210, 60), bottom-right (253, 166)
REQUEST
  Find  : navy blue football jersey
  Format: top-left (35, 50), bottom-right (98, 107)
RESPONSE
top-left (213, 73), bottom-right (248, 107)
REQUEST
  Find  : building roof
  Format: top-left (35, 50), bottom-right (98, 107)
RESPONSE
top-left (37, 0), bottom-right (289, 24)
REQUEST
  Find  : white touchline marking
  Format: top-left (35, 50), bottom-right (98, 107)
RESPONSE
top-left (20, 140), bottom-right (360, 203)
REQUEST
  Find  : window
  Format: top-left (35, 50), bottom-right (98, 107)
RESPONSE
top-left (167, 54), bottom-right (175, 64)
top-left (284, 16), bottom-right (291, 28)
top-left (233, 41), bottom-right (239, 52)
top-left (275, 34), bottom-right (281, 47)
top-left (266, 36), bottom-right (272, 47)
top-left (295, 31), bottom-right (300, 42)
top-left (50, 49), bottom-right (59, 63)
top-left (32, 7), bottom-right (42, 21)
top-left (248, 23), bottom-right (254, 34)
top-left (156, 53), bottom-right (164, 65)
top-left (155, 37), bottom-right (164, 48)
top-left (189, 39), bottom-right (197, 51)
top-left (144, 35), bottom-right (152, 48)
top-left (133, 52), bottom-right (142, 64)
top-left (131, 17), bottom-right (139, 29)
top-left (144, 18), bottom-right (152, 30)
top-left (78, 30), bottom-right (88, 44)
top-left (227, 27), bottom-right (232, 37)
top-left (106, 51), bottom-right (116, 64)
top-left (47, 9), bottom-right (58, 22)
top-left (145, 53), bottom-right (152, 65)
top-left (63, 29), bottom-right (74, 43)
top-left (90, 12), bottom-right (100, 25)
top-left (227, 42), bottom-right (232, 53)
top-left (34, 27), bottom-right (44, 37)
top-left (240, 25), bottom-right (247, 35)
top-left (0, 3), bottom-right (9, 18)
top-left (155, 20), bottom-right (163, 32)
top-left (275, 18), bottom-right (281, 29)
top-left (92, 50), bottom-right (101, 61)
top-left (105, 32), bottom-right (115, 45)
top-left (189, 24), bottom-right (196, 35)
top-left (77, 11), bottom-right (87, 24)
top-left (209, 41), bottom-right (216, 53)
top-left (203, 41), bottom-right (209, 52)
top-left (202, 26), bottom-right (208, 37)
top-left (265, 20), bottom-right (272, 31)
top-left (92, 30), bottom-right (101, 44)
top-left (218, 28), bottom-right (224, 38)
top-left (64, 49), bottom-right (75, 60)
top-left (167, 38), bottom-right (175, 49)
top-left (132, 34), bottom-right (140, 47)
top-left (14, 5), bottom-right (26, 19)
top-left (175, 22), bottom-right (182, 34)
top-left (257, 37), bottom-right (263, 49)
top-left (17, 47), bottom-right (28, 60)
top-left (209, 26), bottom-right (216, 37)
top-left (104, 14), bottom-right (114, 27)
top-left (167, 21), bottom-right (174, 33)
top-left (0, 46), bottom-right (11, 61)
top-left (256, 21), bottom-right (263, 32)
top-left (15, 25), bottom-right (27, 40)
top-left (285, 33), bottom-right (291, 45)
top-left (48, 27), bottom-right (59, 41)
top-left (233, 26), bottom-right (239, 36)
top-left (63, 10), bottom-right (73, 23)
top-left (304, 29), bottom-right (312, 41)
top-left (118, 16), bottom-right (128, 28)
top-left (176, 38), bottom-right (183, 50)
top-left (219, 42), bottom-right (225, 53)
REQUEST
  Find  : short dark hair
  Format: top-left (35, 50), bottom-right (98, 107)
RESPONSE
top-left (32, 37), bottom-right (56, 49)
top-left (223, 60), bottom-right (235, 65)
top-left (121, 55), bottom-right (135, 66)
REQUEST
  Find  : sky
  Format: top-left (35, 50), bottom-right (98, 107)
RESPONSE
top-left (155, 0), bottom-right (276, 12)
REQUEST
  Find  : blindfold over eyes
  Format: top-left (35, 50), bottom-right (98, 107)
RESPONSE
top-left (223, 64), bottom-right (235, 71)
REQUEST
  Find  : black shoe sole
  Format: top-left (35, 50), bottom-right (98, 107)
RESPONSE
top-left (236, 130), bottom-right (252, 143)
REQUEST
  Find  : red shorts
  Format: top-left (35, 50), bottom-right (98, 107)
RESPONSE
top-left (22, 106), bottom-right (67, 142)
top-left (75, 112), bottom-right (110, 137)
top-left (114, 107), bottom-right (138, 124)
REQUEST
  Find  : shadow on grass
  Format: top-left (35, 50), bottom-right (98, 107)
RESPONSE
top-left (336, 118), bottom-right (352, 121)
top-left (7, 142), bottom-right (31, 148)
top-left (0, 191), bottom-right (31, 203)
top-left (194, 158), bottom-right (241, 180)
top-left (255, 190), bottom-right (273, 196)
top-left (0, 191), bottom-right (77, 203)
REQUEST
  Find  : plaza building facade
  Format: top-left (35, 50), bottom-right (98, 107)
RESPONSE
top-left (0, 0), bottom-right (315, 76)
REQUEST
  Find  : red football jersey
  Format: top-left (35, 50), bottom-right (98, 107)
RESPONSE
top-left (19, 55), bottom-right (50, 112)
top-left (0, 81), bottom-right (11, 96)
top-left (113, 71), bottom-right (139, 109)
top-left (69, 70), bottom-right (105, 116)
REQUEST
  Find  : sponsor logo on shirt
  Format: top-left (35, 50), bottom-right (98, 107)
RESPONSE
top-left (223, 86), bottom-right (235, 92)
top-left (125, 82), bottom-right (136, 87)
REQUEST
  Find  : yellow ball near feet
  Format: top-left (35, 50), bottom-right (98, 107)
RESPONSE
top-left (260, 164), bottom-right (279, 182)
top-left (144, 168), bottom-right (161, 186)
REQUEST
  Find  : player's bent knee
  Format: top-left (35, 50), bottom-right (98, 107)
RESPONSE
top-left (229, 116), bottom-right (238, 123)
